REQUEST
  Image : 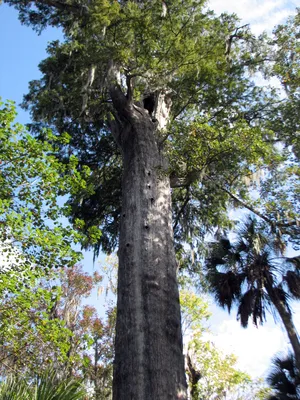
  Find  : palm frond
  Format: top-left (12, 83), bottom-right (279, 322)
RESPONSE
top-left (0, 370), bottom-right (86, 400)
top-left (286, 256), bottom-right (300, 270)
top-left (0, 376), bottom-right (31, 400)
top-left (237, 288), bottom-right (266, 328)
top-left (284, 270), bottom-right (300, 299)
top-left (237, 216), bottom-right (275, 255)
top-left (237, 291), bottom-right (252, 328)
top-left (207, 270), bottom-right (244, 313)
top-left (35, 369), bottom-right (85, 400)
top-left (206, 238), bottom-right (232, 268)
top-left (267, 353), bottom-right (299, 400)
top-left (205, 214), bottom-right (299, 344)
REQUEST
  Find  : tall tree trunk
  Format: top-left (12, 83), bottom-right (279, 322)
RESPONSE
top-left (267, 287), bottom-right (300, 370)
top-left (111, 92), bottom-right (187, 399)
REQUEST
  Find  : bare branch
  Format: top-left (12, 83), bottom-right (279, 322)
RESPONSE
top-left (215, 181), bottom-right (299, 231)
top-left (173, 188), bottom-right (190, 231)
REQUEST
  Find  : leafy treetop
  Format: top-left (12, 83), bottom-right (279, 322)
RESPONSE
top-left (3, 1), bottom-right (299, 256)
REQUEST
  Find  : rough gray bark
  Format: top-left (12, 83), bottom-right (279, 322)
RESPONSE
top-left (110, 88), bottom-right (187, 399)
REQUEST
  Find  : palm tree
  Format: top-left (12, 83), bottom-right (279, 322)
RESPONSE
top-left (267, 353), bottom-right (300, 400)
top-left (205, 216), bottom-right (300, 369)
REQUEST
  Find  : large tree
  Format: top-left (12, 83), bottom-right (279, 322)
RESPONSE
top-left (4, 1), bottom-right (299, 398)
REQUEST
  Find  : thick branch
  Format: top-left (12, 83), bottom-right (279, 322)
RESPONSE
top-left (107, 62), bottom-right (128, 115)
top-left (186, 352), bottom-right (201, 400)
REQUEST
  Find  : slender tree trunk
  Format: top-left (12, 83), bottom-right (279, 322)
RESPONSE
top-left (267, 287), bottom-right (300, 370)
top-left (187, 352), bottom-right (201, 399)
top-left (111, 94), bottom-right (187, 399)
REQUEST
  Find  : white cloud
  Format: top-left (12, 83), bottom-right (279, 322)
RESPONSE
top-left (207, 302), bottom-right (300, 378)
top-left (211, 319), bottom-right (287, 377)
top-left (208, 0), bottom-right (297, 34)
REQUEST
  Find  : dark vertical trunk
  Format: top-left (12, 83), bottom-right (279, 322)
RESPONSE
top-left (187, 353), bottom-right (201, 399)
top-left (112, 100), bottom-right (187, 399)
top-left (265, 283), bottom-right (300, 370)
top-left (272, 296), bottom-right (300, 370)
top-left (94, 338), bottom-right (100, 400)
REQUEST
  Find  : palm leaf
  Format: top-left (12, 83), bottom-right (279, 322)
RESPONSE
top-left (0, 370), bottom-right (86, 400)
top-left (284, 270), bottom-right (300, 299)
top-left (286, 256), bottom-right (300, 270)
top-left (237, 288), bottom-right (266, 328)
top-left (0, 376), bottom-right (31, 400)
top-left (208, 269), bottom-right (244, 313)
top-left (267, 353), bottom-right (299, 400)
top-left (35, 369), bottom-right (85, 400)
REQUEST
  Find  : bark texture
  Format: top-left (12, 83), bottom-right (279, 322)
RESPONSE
top-left (111, 92), bottom-right (187, 399)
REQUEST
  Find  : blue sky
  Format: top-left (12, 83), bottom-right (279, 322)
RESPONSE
top-left (0, 4), bottom-right (62, 123)
top-left (1, 0), bottom-right (299, 380)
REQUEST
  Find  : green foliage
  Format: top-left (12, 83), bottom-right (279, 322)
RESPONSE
top-left (0, 102), bottom-right (103, 378)
top-left (0, 264), bottom-right (114, 399)
top-left (0, 99), bottom-right (100, 273)
top-left (4, 0), bottom-right (294, 256)
top-left (0, 370), bottom-right (86, 400)
top-left (188, 333), bottom-right (251, 399)
top-left (181, 290), bottom-right (269, 399)
top-left (269, 9), bottom-right (300, 96)
top-left (0, 274), bottom-right (72, 376)
top-left (180, 289), bottom-right (211, 333)
top-left (264, 8), bottom-right (300, 160)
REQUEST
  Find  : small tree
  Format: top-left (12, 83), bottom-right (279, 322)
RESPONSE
top-left (0, 100), bottom-right (93, 274)
top-left (0, 264), bottom-right (114, 399)
top-left (267, 353), bottom-right (300, 400)
top-left (205, 217), bottom-right (300, 368)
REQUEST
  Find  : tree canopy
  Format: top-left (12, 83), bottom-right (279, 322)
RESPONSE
top-left (4, 1), bottom-right (299, 257)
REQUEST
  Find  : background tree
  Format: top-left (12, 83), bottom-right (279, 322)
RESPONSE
top-left (265, 10), bottom-right (300, 160)
top-left (179, 290), bottom-right (269, 400)
top-left (187, 335), bottom-right (253, 400)
top-left (0, 275), bottom-right (71, 376)
top-left (3, 1), bottom-right (299, 398)
top-left (0, 263), bottom-right (114, 399)
top-left (205, 217), bottom-right (300, 368)
top-left (55, 265), bottom-right (114, 398)
top-left (0, 99), bottom-right (96, 274)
